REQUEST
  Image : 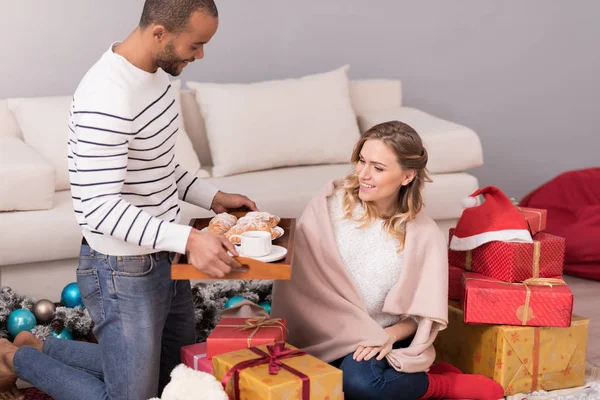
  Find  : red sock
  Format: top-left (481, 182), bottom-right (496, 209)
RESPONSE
top-left (420, 372), bottom-right (504, 399)
top-left (428, 362), bottom-right (463, 375)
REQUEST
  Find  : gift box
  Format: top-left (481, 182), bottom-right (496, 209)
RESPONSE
top-left (434, 301), bottom-right (589, 396)
top-left (519, 207), bottom-right (547, 236)
top-left (448, 229), bottom-right (565, 282)
top-left (212, 342), bottom-right (343, 400)
top-left (180, 342), bottom-right (213, 373)
top-left (461, 272), bottom-right (573, 327)
top-left (448, 264), bottom-right (463, 300)
top-left (207, 317), bottom-right (287, 359)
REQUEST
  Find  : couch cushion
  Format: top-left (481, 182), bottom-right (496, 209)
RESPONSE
top-left (422, 172), bottom-right (479, 220)
top-left (349, 80), bottom-right (402, 115)
top-left (0, 190), bottom-right (81, 265)
top-left (187, 66), bottom-right (361, 177)
top-left (8, 90), bottom-right (210, 193)
top-left (180, 78), bottom-right (402, 169)
top-left (0, 190), bottom-right (214, 266)
top-left (171, 80), bottom-right (210, 178)
top-left (0, 100), bottom-right (21, 139)
top-left (181, 89), bottom-right (213, 167)
top-left (358, 107), bottom-right (484, 174)
top-left (7, 96), bottom-right (72, 191)
top-left (0, 137), bottom-right (55, 211)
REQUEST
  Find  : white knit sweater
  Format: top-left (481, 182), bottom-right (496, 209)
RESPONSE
top-left (68, 43), bottom-right (218, 256)
top-left (327, 189), bottom-right (403, 328)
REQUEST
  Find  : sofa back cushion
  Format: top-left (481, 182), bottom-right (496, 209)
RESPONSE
top-left (182, 77), bottom-right (402, 169)
top-left (349, 79), bottom-right (402, 115)
top-left (0, 137), bottom-right (55, 211)
top-left (8, 96), bottom-right (72, 191)
top-left (0, 100), bottom-right (23, 139)
top-left (7, 86), bottom-right (207, 192)
top-left (170, 80), bottom-right (210, 178)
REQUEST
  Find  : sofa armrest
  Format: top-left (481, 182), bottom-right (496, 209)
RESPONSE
top-left (357, 107), bottom-right (484, 174)
top-left (0, 137), bottom-right (55, 211)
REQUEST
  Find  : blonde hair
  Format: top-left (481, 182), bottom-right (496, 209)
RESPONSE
top-left (339, 120), bottom-right (431, 251)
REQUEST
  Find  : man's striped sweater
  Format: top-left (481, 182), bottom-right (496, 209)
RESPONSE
top-left (68, 43), bottom-right (218, 256)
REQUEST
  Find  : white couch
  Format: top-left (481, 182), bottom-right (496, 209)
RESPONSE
top-left (0, 71), bottom-right (483, 301)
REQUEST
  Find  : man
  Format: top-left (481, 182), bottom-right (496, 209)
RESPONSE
top-left (0, 1), bottom-right (255, 399)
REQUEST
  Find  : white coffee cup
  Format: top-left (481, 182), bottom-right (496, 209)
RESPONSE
top-left (229, 230), bottom-right (272, 257)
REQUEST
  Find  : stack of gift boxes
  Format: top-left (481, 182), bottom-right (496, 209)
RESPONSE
top-left (180, 317), bottom-right (344, 399)
top-left (436, 186), bottom-right (590, 397)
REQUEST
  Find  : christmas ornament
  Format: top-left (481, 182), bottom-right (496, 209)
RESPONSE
top-left (51, 327), bottom-right (73, 340)
top-left (224, 295), bottom-right (245, 309)
top-left (7, 309), bottom-right (36, 337)
top-left (61, 282), bottom-right (84, 308)
top-left (258, 301), bottom-right (271, 314)
top-left (33, 299), bottom-right (56, 324)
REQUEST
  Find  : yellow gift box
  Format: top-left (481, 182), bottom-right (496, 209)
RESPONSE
top-left (212, 342), bottom-right (343, 400)
top-left (434, 301), bottom-right (589, 396)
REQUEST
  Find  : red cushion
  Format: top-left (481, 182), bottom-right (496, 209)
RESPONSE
top-left (519, 168), bottom-right (600, 281)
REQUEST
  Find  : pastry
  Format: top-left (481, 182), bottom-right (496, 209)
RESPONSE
top-left (207, 212), bottom-right (238, 235)
top-left (224, 212), bottom-right (282, 243)
top-left (243, 211), bottom-right (281, 228)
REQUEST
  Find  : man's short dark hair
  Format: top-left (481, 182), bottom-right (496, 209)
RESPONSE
top-left (139, 0), bottom-right (218, 33)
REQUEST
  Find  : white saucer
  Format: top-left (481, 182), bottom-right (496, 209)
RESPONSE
top-left (237, 245), bottom-right (288, 263)
top-left (201, 226), bottom-right (284, 242)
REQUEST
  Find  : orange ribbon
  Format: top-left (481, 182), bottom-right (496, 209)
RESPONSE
top-left (215, 317), bottom-right (287, 347)
top-left (532, 327), bottom-right (541, 391)
top-left (464, 277), bottom-right (566, 325)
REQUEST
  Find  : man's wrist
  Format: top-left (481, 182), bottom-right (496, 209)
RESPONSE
top-left (210, 190), bottom-right (224, 211)
top-left (185, 228), bottom-right (200, 253)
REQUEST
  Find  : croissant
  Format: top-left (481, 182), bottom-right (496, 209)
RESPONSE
top-left (224, 212), bottom-right (281, 244)
top-left (244, 211), bottom-right (281, 228)
top-left (207, 213), bottom-right (238, 235)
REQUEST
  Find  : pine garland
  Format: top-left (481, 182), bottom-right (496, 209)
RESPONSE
top-left (0, 281), bottom-right (274, 342)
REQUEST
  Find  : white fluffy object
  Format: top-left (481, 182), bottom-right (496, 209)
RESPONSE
top-left (460, 196), bottom-right (479, 209)
top-left (148, 364), bottom-right (228, 400)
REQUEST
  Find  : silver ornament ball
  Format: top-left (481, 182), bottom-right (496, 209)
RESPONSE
top-left (33, 299), bottom-right (56, 324)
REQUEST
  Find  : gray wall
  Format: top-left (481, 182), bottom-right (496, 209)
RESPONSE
top-left (2, 0), bottom-right (598, 200)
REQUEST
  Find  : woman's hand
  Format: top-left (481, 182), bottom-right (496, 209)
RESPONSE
top-left (354, 332), bottom-right (396, 362)
top-left (375, 332), bottom-right (396, 361)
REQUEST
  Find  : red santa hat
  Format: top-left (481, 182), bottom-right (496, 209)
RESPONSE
top-left (449, 186), bottom-right (533, 251)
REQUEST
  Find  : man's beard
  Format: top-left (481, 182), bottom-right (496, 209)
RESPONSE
top-left (156, 41), bottom-right (188, 76)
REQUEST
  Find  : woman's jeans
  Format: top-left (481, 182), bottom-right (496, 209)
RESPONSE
top-left (330, 336), bottom-right (429, 400)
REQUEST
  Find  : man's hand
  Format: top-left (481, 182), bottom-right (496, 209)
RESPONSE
top-left (210, 191), bottom-right (258, 214)
top-left (185, 229), bottom-right (242, 278)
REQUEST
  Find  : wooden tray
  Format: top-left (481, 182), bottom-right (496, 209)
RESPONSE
top-left (171, 212), bottom-right (295, 280)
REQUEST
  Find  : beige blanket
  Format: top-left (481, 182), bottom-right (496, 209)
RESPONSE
top-left (269, 180), bottom-right (448, 373)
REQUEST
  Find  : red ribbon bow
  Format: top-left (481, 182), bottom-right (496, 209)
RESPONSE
top-left (221, 342), bottom-right (310, 399)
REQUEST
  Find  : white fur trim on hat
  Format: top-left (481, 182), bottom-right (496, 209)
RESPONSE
top-left (450, 229), bottom-right (533, 251)
top-left (460, 196), bottom-right (479, 209)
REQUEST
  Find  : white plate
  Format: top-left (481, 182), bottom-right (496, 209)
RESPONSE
top-left (201, 226), bottom-right (284, 242)
top-left (237, 245), bottom-right (288, 263)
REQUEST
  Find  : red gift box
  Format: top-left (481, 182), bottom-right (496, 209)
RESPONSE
top-left (460, 272), bottom-right (573, 327)
top-left (207, 317), bottom-right (287, 359)
top-left (448, 265), bottom-right (463, 300)
top-left (519, 207), bottom-right (547, 235)
top-left (448, 229), bottom-right (565, 282)
top-left (180, 342), bottom-right (213, 373)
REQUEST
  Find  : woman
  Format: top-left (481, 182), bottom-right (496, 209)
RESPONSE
top-left (271, 121), bottom-right (503, 400)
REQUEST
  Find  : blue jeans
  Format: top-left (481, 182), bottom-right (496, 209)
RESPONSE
top-left (330, 338), bottom-right (429, 400)
top-left (13, 243), bottom-right (196, 400)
